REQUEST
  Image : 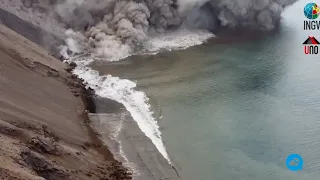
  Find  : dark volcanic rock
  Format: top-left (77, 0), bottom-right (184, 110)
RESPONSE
top-left (21, 150), bottom-right (71, 180)
top-left (47, 70), bottom-right (59, 77)
top-left (28, 137), bottom-right (61, 155)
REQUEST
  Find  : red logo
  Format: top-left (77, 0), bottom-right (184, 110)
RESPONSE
top-left (303, 36), bottom-right (319, 54)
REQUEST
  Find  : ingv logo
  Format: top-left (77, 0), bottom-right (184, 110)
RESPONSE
top-left (303, 36), bottom-right (319, 54)
top-left (304, 3), bottom-right (320, 30)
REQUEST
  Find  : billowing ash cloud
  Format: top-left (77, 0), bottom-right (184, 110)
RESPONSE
top-left (53, 0), bottom-right (297, 58)
top-left (54, 0), bottom-right (181, 57)
top-left (183, 0), bottom-right (298, 31)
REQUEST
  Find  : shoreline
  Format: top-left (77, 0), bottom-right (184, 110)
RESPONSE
top-left (79, 79), bottom-right (115, 161)
top-left (88, 96), bottom-right (181, 179)
top-left (0, 23), bottom-right (131, 179)
top-left (0, 6), bottom-right (181, 180)
top-left (74, 64), bottom-right (181, 179)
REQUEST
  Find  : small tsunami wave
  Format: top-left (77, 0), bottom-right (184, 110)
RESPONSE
top-left (64, 29), bottom-right (213, 164)
top-left (67, 56), bottom-right (172, 163)
top-left (144, 28), bottom-right (214, 54)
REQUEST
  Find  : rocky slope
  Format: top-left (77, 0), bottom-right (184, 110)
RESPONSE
top-left (0, 24), bottom-right (131, 180)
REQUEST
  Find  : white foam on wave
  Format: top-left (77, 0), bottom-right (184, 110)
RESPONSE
top-left (68, 56), bottom-right (172, 163)
top-left (144, 28), bottom-right (214, 54)
top-left (65, 28), bottom-right (214, 164)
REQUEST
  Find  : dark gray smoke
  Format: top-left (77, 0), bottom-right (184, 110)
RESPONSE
top-left (183, 0), bottom-right (298, 31)
top-left (55, 0), bottom-right (181, 32)
top-left (53, 0), bottom-right (297, 58)
top-left (0, 0), bottom-right (298, 58)
top-left (54, 0), bottom-right (182, 58)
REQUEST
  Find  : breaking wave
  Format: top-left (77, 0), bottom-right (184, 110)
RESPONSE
top-left (145, 28), bottom-right (214, 53)
top-left (76, 64), bottom-right (172, 162)
top-left (65, 29), bottom-right (213, 164)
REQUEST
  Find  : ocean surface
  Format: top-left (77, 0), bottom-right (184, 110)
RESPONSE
top-left (88, 0), bottom-right (320, 179)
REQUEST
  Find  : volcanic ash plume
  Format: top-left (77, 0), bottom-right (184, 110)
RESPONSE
top-left (184, 0), bottom-right (298, 31)
top-left (55, 0), bottom-right (181, 58)
top-left (54, 0), bottom-right (298, 58)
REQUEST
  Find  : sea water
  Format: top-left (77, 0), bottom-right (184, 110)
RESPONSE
top-left (85, 0), bottom-right (320, 179)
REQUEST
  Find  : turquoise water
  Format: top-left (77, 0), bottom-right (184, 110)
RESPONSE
top-left (92, 0), bottom-right (320, 179)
